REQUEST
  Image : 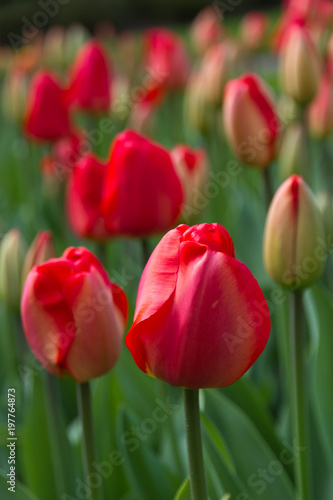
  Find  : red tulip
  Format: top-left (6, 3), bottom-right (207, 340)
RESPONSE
top-left (67, 39), bottom-right (111, 113)
top-left (145, 28), bottom-right (190, 90)
top-left (191, 6), bottom-right (224, 54)
top-left (129, 81), bottom-right (165, 132)
top-left (240, 11), bottom-right (269, 51)
top-left (126, 223), bottom-right (270, 388)
top-left (223, 73), bottom-right (279, 168)
top-left (66, 154), bottom-right (110, 240)
top-left (21, 247), bottom-right (128, 382)
top-left (24, 70), bottom-right (70, 141)
top-left (41, 129), bottom-right (84, 182)
top-left (308, 72), bottom-right (333, 138)
top-left (101, 130), bottom-right (184, 236)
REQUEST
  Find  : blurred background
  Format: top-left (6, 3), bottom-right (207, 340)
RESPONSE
top-left (0, 0), bottom-right (282, 43)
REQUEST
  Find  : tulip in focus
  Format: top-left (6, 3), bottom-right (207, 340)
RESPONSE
top-left (240, 11), bottom-right (269, 51)
top-left (0, 228), bottom-right (27, 310)
top-left (67, 39), bottom-right (111, 113)
top-left (171, 144), bottom-right (208, 218)
top-left (145, 28), bottom-right (191, 90)
top-left (24, 70), bottom-right (71, 141)
top-left (279, 21), bottom-right (321, 105)
top-left (126, 223), bottom-right (270, 388)
top-left (223, 73), bottom-right (279, 168)
top-left (263, 175), bottom-right (326, 290)
top-left (308, 73), bottom-right (333, 139)
top-left (22, 231), bottom-right (56, 286)
top-left (101, 130), bottom-right (184, 236)
top-left (67, 154), bottom-right (110, 240)
top-left (21, 247), bottom-right (128, 382)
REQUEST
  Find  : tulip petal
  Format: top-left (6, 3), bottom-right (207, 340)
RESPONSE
top-left (127, 244), bottom-right (270, 388)
top-left (62, 267), bottom-right (123, 382)
top-left (21, 270), bottom-right (75, 376)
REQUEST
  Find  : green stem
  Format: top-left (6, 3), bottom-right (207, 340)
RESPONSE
top-left (43, 372), bottom-right (67, 499)
top-left (141, 238), bottom-right (150, 268)
top-left (290, 291), bottom-right (311, 500)
top-left (183, 389), bottom-right (208, 500)
top-left (263, 167), bottom-right (273, 211)
top-left (77, 382), bottom-right (101, 500)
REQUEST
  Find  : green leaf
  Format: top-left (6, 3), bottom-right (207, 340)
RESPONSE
top-left (174, 477), bottom-right (190, 500)
top-left (205, 390), bottom-right (295, 500)
top-left (0, 469), bottom-right (39, 500)
top-left (306, 285), bottom-right (333, 469)
top-left (116, 405), bottom-right (179, 500)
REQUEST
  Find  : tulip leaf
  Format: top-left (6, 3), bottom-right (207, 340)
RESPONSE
top-left (174, 477), bottom-right (190, 500)
top-left (305, 285), bottom-right (333, 469)
top-left (0, 469), bottom-right (39, 500)
top-left (205, 390), bottom-right (295, 500)
top-left (116, 405), bottom-right (179, 500)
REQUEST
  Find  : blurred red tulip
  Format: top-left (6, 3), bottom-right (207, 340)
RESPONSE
top-left (21, 247), bottom-right (128, 382)
top-left (101, 130), bottom-right (184, 236)
top-left (145, 28), bottom-right (191, 90)
top-left (223, 73), bottom-right (279, 168)
top-left (240, 11), bottom-right (269, 51)
top-left (279, 21), bottom-right (321, 105)
top-left (67, 39), bottom-right (111, 113)
top-left (24, 70), bottom-right (70, 141)
top-left (308, 72), bottom-right (333, 138)
top-left (66, 154), bottom-right (110, 240)
top-left (41, 130), bottom-right (84, 183)
top-left (191, 6), bottom-right (224, 54)
top-left (126, 223), bottom-right (270, 388)
top-left (129, 81), bottom-right (165, 132)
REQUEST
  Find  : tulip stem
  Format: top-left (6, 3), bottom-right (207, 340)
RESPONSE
top-left (183, 388), bottom-right (208, 500)
top-left (43, 372), bottom-right (67, 499)
top-left (290, 291), bottom-right (311, 500)
top-left (263, 168), bottom-right (273, 210)
top-left (77, 382), bottom-right (101, 500)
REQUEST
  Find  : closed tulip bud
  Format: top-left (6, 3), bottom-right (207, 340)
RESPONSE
top-left (22, 231), bottom-right (56, 286)
top-left (279, 22), bottom-right (321, 105)
top-left (240, 11), bottom-right (269, 51)
top-left (0, 229), bottom-right (27, 310)
top-left (184, 70), bottom-right (215, 134)
top-left (191, 6), bottom-right (224, 54)
top-left (24, 70), bottom-right (71, 141)
top-left (263, 175), bottom-right (326, 290)
top-left (126, 223), bottom-right (270, 388)
top-left (223, 73), bottom-right (279, 168)
top-left (129, 81), bottom-right (165, 133)
top-left (67, 39), bottom-right (111, 113)
top-left (101, 130), bottom-right (184, 236)
top-left (145, 28), bottom-right (191, 90)
top-left (278, 123), bottom-right (310, 181)
top-left (21, 247), bottom-right (128, 382)
top-left (171, 144), bottom-right (208, 218)
top-left (200, 42), bottom-right (234, 107)
top-left (66, 154), bottom-right (110, 241)
top-left (308, 73), bottom-right (333, 138)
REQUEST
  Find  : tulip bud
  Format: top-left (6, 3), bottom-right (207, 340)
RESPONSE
top-left (191, 6), bottom-right (224, 54)
top-left (308, 73), bottom-right (333, 138)
top-left (278, 123), bottom-right (310, 181)
top-left (184, 70), bottom-right (215, 134)
top-left (263, 175), bottom-right (326, 290)
top-left (24, 70), bottom-right (71, 141)
top-left (21, 247), bottom-right (128, 382)
top-left (279, 22), bottom-right (321, 105)
top-left (22, 231), bottom-right (56, 286)
top-left (223, 73), bottom-right (279, 168)
top-left (240, 11), bottom-right (269, 51)
top-left (0, 229), bottom-right (27, 310)
top-left (2, 68), bottom-right (28, 124)
top-left (171, 144), bottom-right (208, 219)
top-left (67, 39), bottom-right (111, 113)
top-left (126, 223), bottom-right (270, 388)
